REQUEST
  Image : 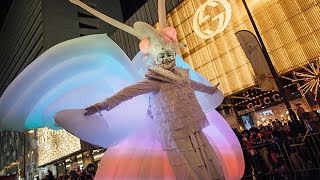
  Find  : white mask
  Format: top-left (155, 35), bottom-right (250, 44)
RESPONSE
top-left (156, 50), bottom-right (176, 70)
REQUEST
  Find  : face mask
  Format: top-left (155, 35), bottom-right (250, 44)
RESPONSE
top-left (155, 50), bottom-right (176, 70)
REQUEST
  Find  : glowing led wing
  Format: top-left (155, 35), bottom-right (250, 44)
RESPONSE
top-left (0, 34), bottom-right (148, 143)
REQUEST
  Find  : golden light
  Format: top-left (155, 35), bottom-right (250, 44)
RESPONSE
top-left (37, 127), bottom-right (81, 166)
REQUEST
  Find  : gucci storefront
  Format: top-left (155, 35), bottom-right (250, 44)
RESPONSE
top-left (231, 87), bottom-right (311, 129)
top-left (111, 0), bottom-right (320, 128)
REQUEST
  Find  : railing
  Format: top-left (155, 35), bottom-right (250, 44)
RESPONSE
top-left (241, 142), bottom-right (291, 180)
top-left (241, 133), bottom-right (320, 179)
top-left (282, 133), bottom-right (320, 177)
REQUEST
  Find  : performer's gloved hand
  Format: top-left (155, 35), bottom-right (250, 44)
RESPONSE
top-left (84, 101), bottom-right (109, 116)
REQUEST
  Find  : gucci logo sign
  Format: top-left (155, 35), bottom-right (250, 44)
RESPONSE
top-left (193, 0), bottom-right (232, 39)
top-left (247, 94), bottom-right (281, 110)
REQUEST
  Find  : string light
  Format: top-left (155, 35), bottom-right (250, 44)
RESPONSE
top-left (37, 127), bottom-right (81, 166)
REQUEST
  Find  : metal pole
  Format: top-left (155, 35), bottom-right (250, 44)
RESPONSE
top-left (242, 0), bottom-right (298, 121)
top-left (23, 132), bottom-right (26, 180)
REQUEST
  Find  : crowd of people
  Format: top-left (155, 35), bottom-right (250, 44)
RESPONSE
top-left (42, 166), bottom-right (96, 180)
top-left (234, 109), bottom-right (320, 179)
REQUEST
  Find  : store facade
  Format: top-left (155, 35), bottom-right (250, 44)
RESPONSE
top-left (0, 131), bottom-right (23, 178)
top-left (111, 0), bottom-right (320, 128)
top-left (34, 127), bottom-right (104, 179)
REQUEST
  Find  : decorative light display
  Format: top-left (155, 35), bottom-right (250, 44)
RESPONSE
top-left (282, 57), bottom-right (320, 100)
top-left (37, 128), bottom-right (81, 166)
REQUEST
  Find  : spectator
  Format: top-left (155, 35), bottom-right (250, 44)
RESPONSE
top-left (243, 128), bottom-right (264, 175)
top-left (271, 121), bottom-right (282, 141)
top-left (241, 130), bottom-right (253, 179)
top-left (258, 126), bottom-right (274, 172)
top-left (308, 111), bottom-right (320, 133)
top-left (58, 173), bottom-right (64, 180)
top-left (47, 170), bottom-right (54, 180)
top-left (296, 103), bottom-right (306, 120)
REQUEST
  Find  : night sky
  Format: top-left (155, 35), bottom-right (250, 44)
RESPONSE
top-left (0, 0), bottom-right (148, 30)
top-left (120, 0), bottom-right (148, 21)
top-left (0, 0), bottom-right (12, 30)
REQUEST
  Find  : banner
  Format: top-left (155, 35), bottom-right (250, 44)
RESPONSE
top-left (235, 30), bottom-right (278, 91)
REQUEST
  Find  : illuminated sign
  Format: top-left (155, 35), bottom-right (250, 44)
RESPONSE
top-left (193, 0), bottom-right (232, 39)
top-left (37, 128), bottom-right (81, 166)
top-left (246, 94), bottom-right (281, 110)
